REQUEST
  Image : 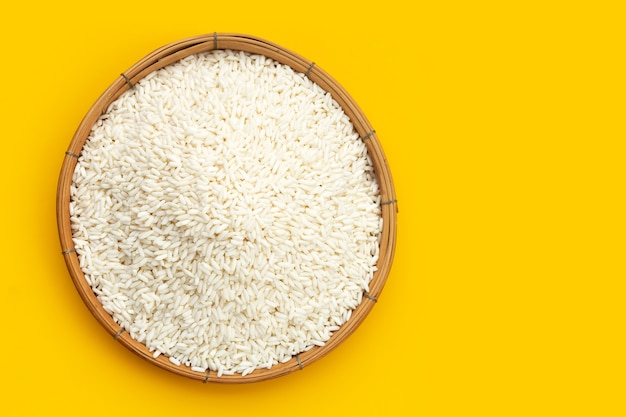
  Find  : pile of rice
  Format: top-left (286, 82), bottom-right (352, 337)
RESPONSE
top-left (70, 50), bottom-right (382, 377)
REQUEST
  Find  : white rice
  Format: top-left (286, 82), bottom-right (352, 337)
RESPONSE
top-left (70, 50), bottom-right (382, 376)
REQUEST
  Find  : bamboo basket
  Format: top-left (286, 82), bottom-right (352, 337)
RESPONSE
top-left (57, 33), bottom-right (397, 383)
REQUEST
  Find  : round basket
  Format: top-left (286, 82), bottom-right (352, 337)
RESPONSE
top-left (56, 33), bottom-right (397, 383)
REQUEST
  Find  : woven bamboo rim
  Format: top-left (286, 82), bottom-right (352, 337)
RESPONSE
top-left (57, 33), bottom-right (397, 384)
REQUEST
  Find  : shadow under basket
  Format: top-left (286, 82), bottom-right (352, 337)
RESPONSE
top-left (56, 33), bottom-right (397, 383)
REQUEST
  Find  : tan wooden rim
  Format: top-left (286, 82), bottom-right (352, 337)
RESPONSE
top-left (57, 33), bottom-right (397, 383)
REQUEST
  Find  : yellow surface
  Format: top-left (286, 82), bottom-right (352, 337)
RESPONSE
top-left (1, 1), bottom-right (624, 415)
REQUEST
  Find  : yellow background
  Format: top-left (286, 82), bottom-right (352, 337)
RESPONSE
top-left (1, 1), bottom-right (624, 415)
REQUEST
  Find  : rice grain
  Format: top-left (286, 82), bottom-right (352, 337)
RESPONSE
top-left (70, 50), bottom-right (382, 376)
